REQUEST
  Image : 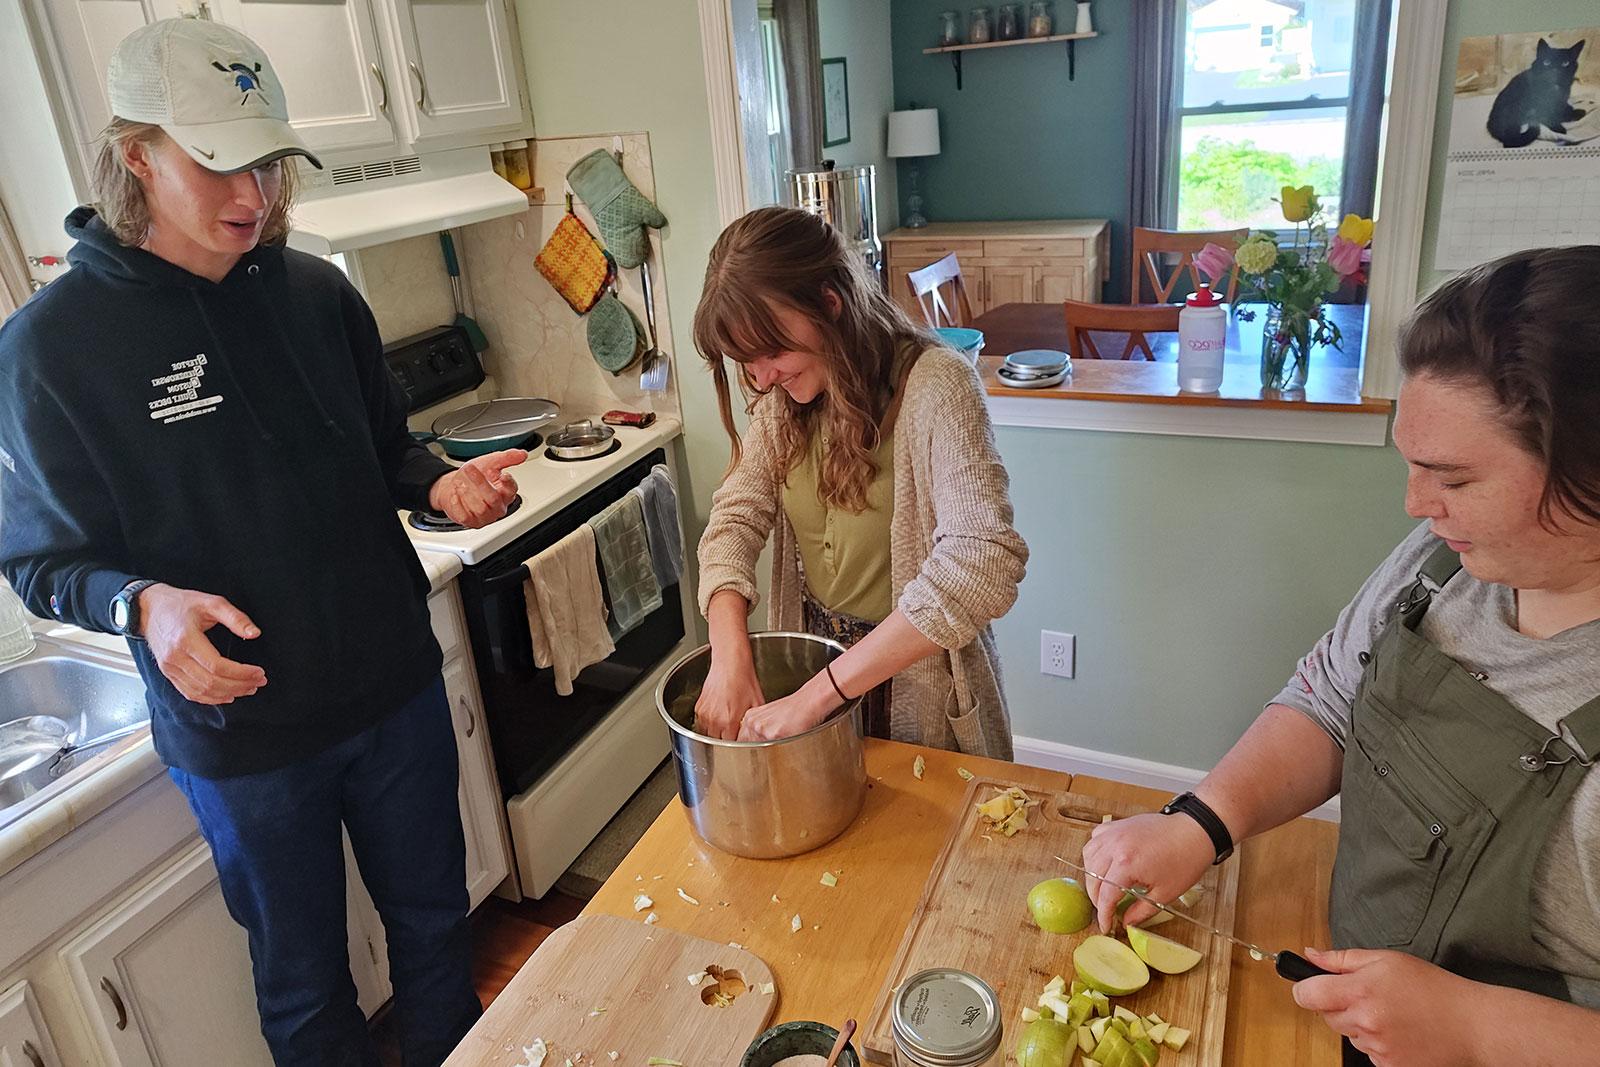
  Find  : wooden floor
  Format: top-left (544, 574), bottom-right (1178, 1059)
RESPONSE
top-left (372, 890), bottom-right (588, 1065)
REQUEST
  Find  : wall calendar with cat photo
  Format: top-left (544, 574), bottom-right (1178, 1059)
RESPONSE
top-left (1436, 27), bottom-right (1600, 270)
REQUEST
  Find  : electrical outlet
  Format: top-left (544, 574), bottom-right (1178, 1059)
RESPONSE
top-left (1040, 630), bottom-right (1075, 679)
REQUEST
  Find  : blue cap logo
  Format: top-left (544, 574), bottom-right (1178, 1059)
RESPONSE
top-left (211, 60), bottom-right (268, 105)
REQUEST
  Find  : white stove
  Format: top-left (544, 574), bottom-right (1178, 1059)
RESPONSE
top-left (399, 417), bottom-right (682, 564)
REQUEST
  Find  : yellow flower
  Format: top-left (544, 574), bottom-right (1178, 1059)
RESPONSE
top-left (1280, 185), bottom-right (1317, 223)
top-left (1235, 237), bottom-right (1278, 275)
top-left (1337, 214), bottom-right (1375, 246)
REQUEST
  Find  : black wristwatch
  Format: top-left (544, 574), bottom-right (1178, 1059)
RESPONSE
top-left (110, 579), bottom-right (159, 640)
top-left (1161, 791), bottom-right (1234, 864)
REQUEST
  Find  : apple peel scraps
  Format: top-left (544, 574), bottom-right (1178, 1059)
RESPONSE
top-left (516, 1039), bottom-right (548, 1067)
top-left (676, 888), bottom-right (700, 906)
top-left (975, 787), bottom-right (1036, 836)
top-left (632, 894), bottom-right (653, 912)
top-left (913, 755), bottom-right (926, 779)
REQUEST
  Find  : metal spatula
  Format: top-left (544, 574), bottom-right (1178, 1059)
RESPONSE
top-left (638, 255), bottom-right (669, 393)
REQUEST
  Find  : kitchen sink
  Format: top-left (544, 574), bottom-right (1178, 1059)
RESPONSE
top-left (0, 644), bottom-right (150, 825)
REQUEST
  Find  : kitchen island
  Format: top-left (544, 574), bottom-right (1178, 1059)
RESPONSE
top-left (452, 739), bottom-right (1340, 1065)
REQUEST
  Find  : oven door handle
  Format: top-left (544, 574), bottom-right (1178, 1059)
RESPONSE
top-left (478, 562), bottom-right (531, 595)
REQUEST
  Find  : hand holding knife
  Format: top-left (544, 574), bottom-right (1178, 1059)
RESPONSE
top-left (1056, 855), bottom-right (1332, 983)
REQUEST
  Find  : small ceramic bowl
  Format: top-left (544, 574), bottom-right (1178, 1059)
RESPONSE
top-left (741, 1021), bottom-right (862, 1067)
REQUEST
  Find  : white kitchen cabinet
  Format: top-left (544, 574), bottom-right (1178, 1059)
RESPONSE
top-left (210, 0), bottom-right (399, 157)
top-left (0, 980), bottom-right (61, 1067)
top-left (58, 841), bottom-right (273, 1067)
top-left (383, 0), bottom-right (524, 144)
top-left (20, 0), bottom-right (185, 197)
top-left (444, 655), bottom-right (510, 909)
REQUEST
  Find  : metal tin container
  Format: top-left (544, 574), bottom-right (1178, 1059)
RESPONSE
top-left (891, 969), bottom-right (1003, 1067)
top-left (787, 163), bottom-right (883, 278)
top-left (655, 632), bottom-right (867, 859)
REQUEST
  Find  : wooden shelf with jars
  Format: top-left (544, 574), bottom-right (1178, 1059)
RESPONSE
top-left (922, 31), bottom-right (1099, 89)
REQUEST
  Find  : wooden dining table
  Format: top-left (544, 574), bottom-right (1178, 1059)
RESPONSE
top-left (455, 740), bottom-right (1343, 1065)
top-left (971, 302), bottom-right (1366, 368)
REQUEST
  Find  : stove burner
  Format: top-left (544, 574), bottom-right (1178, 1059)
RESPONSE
top-left (544, 439), bottom-right (622, 463)
top-left (407, 494), bottom-right (524, 533)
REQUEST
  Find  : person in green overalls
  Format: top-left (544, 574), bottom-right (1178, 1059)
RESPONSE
top-left (1083, 245), bottom-right (1600, 1066)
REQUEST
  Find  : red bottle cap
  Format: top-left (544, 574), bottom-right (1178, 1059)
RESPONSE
top-left (1186, 283), bottom-right (1221, 307)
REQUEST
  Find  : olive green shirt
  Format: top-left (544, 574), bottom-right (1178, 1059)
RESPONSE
top-left (782, 426), bottom-right (895, 623)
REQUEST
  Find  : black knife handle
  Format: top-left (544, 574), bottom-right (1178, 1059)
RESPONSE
top-left (1276, 950), bottom-right (1333, 981)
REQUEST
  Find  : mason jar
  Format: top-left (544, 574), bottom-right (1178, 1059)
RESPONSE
top-left (968, 8), bottom-right (993, 44)
top-left (891, 969), bottom-right (1003, 1067)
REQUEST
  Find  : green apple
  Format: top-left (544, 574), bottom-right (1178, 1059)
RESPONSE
top-left (1077, 1026), bottom-right (1096, 1054)
top-left (1162, 1027), bottom-right (1191, 1052)
top-left (1131, 1037), bottom-right (1161, 1067)
top-left (1014, 1018), bottom-right (1076, 1067)
top-left (1126, 927), bottom-right (1204, 975)
top-left (1027, 878), bottom-right (1094, 934)
top-left (1075, 935), bottom-right (1151, 996)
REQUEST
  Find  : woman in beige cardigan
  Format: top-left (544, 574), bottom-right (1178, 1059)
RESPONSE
top-left (691, 206), bottom-right (1028, 756)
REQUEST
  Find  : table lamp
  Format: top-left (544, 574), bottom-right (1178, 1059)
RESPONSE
top-left (887, 108), bottom-right (941, 228)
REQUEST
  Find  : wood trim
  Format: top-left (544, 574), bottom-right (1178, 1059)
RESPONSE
top-left (1360, 0), bottom-right (1448, 401)
top-left (696, 0), bottom-right (749, 227)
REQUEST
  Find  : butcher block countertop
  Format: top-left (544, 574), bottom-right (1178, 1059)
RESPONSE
top-left (466, 740), bottom-right (1340, 1065)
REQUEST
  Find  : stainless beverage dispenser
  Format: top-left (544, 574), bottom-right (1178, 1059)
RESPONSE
top-left (786, 161), bottom-right (883, 280)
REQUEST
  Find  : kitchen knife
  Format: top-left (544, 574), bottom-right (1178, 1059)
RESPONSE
top-left (1056, 855), bottom-right (1332, 982)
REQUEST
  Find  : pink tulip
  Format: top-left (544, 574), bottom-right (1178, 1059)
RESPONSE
top-left (1327, 235), bottom-right (1364, 277)
top-left (1194, 242), bottom-right (1235, 286)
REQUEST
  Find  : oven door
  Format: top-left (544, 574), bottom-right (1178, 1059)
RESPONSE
top-left (456, 449), bottom-right (685, 800)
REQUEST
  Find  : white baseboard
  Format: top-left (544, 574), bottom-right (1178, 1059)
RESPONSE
top-left (1013, 735), bottom-right (1341, 823)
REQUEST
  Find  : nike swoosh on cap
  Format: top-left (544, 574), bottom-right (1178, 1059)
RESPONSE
top-left (192, 146), bottom-right (216, 160)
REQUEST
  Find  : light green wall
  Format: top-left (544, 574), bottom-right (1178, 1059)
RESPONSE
top-left (1417, 0), bottom-right (1597, 288)
top-left (991, 428), bottom-right (1414, 767)
top-left (817, 0), bottom-right (899, 230)
top-left (515, 0), bottom-right (730, 606)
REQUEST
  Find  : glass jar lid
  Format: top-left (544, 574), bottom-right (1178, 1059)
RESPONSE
top-left (891, 968), bottom-right (1002, 1067)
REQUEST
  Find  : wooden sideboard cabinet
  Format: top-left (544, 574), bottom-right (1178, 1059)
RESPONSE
top-left (884, 220), bottom-right (1111, 320)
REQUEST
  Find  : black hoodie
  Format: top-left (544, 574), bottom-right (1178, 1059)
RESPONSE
top-left (0, 208), bottom-right (455, 777)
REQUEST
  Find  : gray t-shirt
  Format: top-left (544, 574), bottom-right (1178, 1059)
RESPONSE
top-left (1274, 521), bottom-right (1600, 1006)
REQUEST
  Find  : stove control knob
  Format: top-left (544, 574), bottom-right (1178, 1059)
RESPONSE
top-left (429, 350), bottom-right (447, 373)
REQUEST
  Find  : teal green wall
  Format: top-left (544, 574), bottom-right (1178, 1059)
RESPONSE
top-left (1417, 0), bottom-right (1598, 289)
top-left (818, 0), bottom-right (900, 231)
top-left (890, 0), bottom-right (1132, 298)
top-left (990, 427), bottom-right (1414, 765)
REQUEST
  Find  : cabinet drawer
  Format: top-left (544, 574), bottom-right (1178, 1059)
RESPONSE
top-left (983, 238), bottom-right (1085, 259)
top-left (428, 588), bottom-right (465, 661)
top-left (887, 240), bottom-right (985, 267)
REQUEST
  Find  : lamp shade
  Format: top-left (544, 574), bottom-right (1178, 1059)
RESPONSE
top-left (887, 109), bottom-right (940, 158)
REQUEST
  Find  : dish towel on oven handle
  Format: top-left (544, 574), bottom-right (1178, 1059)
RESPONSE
top-left (587, 492), bottom-right (663, 639)
top-left (631, 463), bottom-right (683, 589)
top-left (523, 525), bottom-right (615, 696)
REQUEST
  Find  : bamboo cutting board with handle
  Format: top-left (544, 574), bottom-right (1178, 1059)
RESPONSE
top-left (445, 914), bottom-right (779, 1067)
top-left (863, 778), bottom-right (1240, 1067)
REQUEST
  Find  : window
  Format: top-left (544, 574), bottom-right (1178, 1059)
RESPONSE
top-left (1176, 0), bottom-right (1356, 230)
top-left (759, 17), bottom-right (792, 206)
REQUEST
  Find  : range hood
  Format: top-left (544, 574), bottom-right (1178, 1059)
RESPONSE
top-left (287, 146), bottom-right (528, 255)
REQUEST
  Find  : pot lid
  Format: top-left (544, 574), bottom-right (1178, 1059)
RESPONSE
top-left (546, 418), bottom-right (617, 449)
top-left (1003, 348), bottom-right (1070, 371)
top-left (432, 398), bottom-right (559, 443)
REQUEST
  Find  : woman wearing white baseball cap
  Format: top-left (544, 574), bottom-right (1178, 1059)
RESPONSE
top-left (0, 18), bottom-right (519, 1066)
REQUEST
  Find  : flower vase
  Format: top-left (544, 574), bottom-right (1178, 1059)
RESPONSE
top-left (1075, 2), bottom-right (1093, 33)
top-left (1260, 304), bottom-right (1312, 391)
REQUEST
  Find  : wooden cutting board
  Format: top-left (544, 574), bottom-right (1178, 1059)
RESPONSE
top-left (445, 914), bottom-right (779, 1067)
top-left (863, 778), bottom-right (1240, 1066)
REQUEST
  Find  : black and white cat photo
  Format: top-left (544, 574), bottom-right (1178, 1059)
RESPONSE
top-left (1486, 38), bottom-right (1592, 148)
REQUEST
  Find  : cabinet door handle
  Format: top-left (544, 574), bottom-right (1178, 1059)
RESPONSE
top-left (459, 695), bottom-right (476, 738)
top-left (21, 1040), bottom-right (45, 1067)
top-left (408, 61), bottom-right (428, 111)
top-left (1034, 276), bottom-right (1042, 302)
top-left (370, 63), bottom-right (389, 113)
top-left (1020, 245), bottom-right (1046, 252)
top-left (100, 976), bottom-right (128, 1031)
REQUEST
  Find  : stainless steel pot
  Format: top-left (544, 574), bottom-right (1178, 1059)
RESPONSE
top-left (545, 419), bottom-right (617, 460)
top-left (787, 163), bottom-right (883, 278)
top-left (656, 632), bottom-right (867, 859)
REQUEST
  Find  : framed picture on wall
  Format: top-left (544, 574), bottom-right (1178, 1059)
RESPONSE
top-left (821, 57), bottom-right (850, 147)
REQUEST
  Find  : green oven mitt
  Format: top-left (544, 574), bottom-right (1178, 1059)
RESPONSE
top-left (566, 149), bottom-right (667, 269)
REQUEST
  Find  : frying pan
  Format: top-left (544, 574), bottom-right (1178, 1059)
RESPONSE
top-left (411, 397), bottom-right (560, 460)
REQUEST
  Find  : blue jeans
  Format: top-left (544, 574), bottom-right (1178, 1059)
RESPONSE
top-left (170, 677), bottom-right (482, 1067)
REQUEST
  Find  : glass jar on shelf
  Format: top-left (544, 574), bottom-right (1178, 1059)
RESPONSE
top-left (968, 7), bottom-right (992, 44)
top-left (1027, 1), bottom-right (1052, 36)
top-left (996, 3), bottom-right (1020, 39)
top-left (938, 10), bottom-right (961, 46)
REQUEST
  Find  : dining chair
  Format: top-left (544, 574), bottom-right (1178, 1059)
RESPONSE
top-left (1062, 300), bottom-right (1182, 361)
top-left (1130, 227), bottom-right (1248, 304)
top-left (905, 253), bottom-right (976, 329)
